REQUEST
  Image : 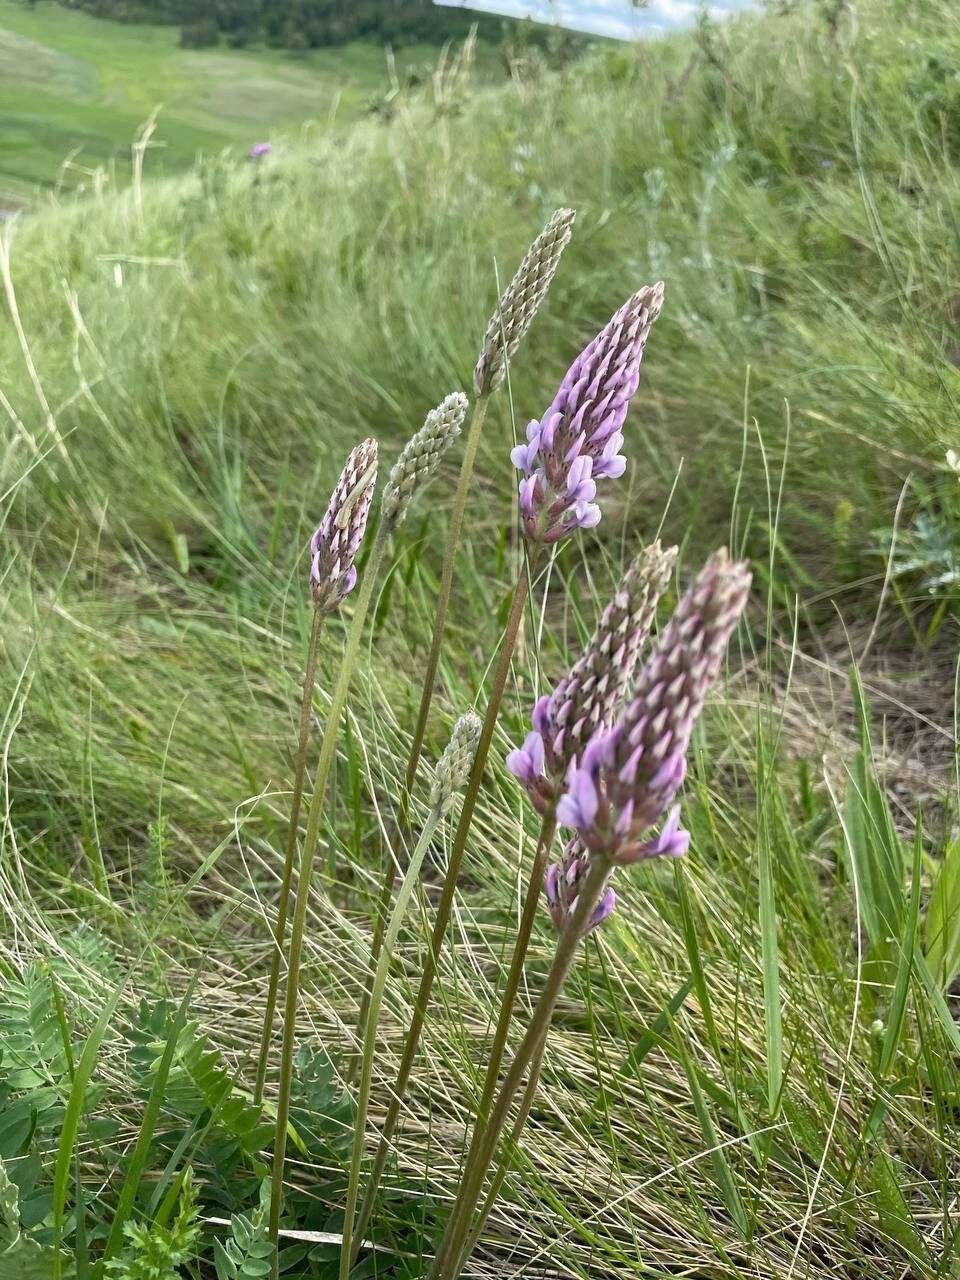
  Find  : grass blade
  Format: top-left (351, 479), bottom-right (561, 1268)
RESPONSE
top-left (52, 983), bottom-right (125, 1278)
top-left (97, 984), bottom-right (196, 1274)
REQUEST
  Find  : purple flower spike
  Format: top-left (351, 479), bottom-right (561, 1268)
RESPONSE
top-left (248, 141), bottom-right (272, 160)
top-left (513, 284), bottom-right (664, 544)
top-left (559, 549), bottom-right (751, 858)
top-left (508, 542), bottom-right (677, 816)
top-left (310, 438), bottom-right (378, 613)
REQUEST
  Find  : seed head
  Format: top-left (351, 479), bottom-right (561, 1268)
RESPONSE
top-left (507, 541), bottom-right (677, 812)
top-left (474, 208), bottom-right (576, 395)
top-left (511, 284), bottom-right (664, 544)
top-left (310, 438), bottom-right (378, 612)
top-left (382, 393), bottom-right (468, 529)
top-left (557, 549), bottom-right (751, 861)
top-left (430, 712), bottom-right (483, 816)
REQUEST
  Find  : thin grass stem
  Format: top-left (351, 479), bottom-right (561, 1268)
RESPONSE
top-left (351, 551), bottom-right (535, 1261)
top-left (254, 606), bottom-right (325, 1107)
top-left (348, 396), bottom-right (490, 1083)
top-left (455, 1031), bottom-right (548, 1273)
top-left (432, 806), bottom-right (558, 1277)
top-left (430, 854), bottom-right (612, 1280)
top-left (340, 806), bottom-right (443, 1279)
top-left (268, 523), bottom-right (390, 1272)
top-left (402, 394), bottom-right (489, 810)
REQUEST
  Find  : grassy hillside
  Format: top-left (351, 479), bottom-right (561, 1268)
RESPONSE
top-left (2, 1), bottom-right (960, 1276)
top-left (0, 0), bottom-right (500, 204)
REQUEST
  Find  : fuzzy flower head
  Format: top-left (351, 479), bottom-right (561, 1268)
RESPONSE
top-left (507, 541), bottom-right (677, 813)
top-left (310, 438), bottom-right (378, 612)
top-left (557, 549), bottom-right (751, 862)
top-left (381, 393), bottom-right (468, 530)
top-left (430, 712), bottom-right (483, 816)
top-left (474, 208), bottom-right (576, 395)
top-left (248, 141), bottom-right (272, 160)
top-left (511, 284), bottom-right (664, 545)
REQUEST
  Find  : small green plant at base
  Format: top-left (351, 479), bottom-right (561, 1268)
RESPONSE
top-left (214, 1181), bottom-right (272, 1280)
top-left (105, 1171), bottom-right (199, 1280)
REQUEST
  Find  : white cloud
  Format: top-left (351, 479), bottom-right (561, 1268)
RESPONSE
top-left (435, 0), bottom-right (754, 39)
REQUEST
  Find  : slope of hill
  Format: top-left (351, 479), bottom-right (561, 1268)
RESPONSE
top-left (0, 0), bottom-right (507, 204)
top-left (2, 0), bottom-right (956, 581)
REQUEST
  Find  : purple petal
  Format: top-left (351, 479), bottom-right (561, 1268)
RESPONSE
top-left (531, 695), bottom-right (552, 737)
top-left (587, 886), bottom-right (616, 932)
top-left (572, 501), bottom-right (602, 530)
top-left (519, 474), bottom-right (539, 517)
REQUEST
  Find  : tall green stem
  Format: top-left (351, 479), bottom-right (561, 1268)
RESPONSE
top-left (455, 1031), bottom-right (548, 1273)
top-left (403, 394), bottom-right (489, 804)
top-left (430, 854), bottom-right (612, 1280)
top-left (431, 806), bottom-right (557, 1277)
top-left (254, 608), bottom-right (325, 1108)
top-left (268, 524), bottom-right (390, 1271)
top-left (351, 395), bottom-right (490, 1081)
top-left (347, 854), bottom-right (397, 1084)
top-left (351, 554), bottom-right (535, 1261)
top-left (340, 807), bottom-right (443, 1278)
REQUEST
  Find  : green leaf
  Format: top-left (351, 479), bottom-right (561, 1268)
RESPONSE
top-left (757, 733), bottom-right (783, 1118)
top-left (52, 984), bottom-right (125, 1278)
top-left (871, 1151), bottom-right (928, 1266)
top-left (924, 834), bottom-right (960, 987)
top-left (842, 670), bottom-right (906, 950)
top-left (671, 1034), bottom-right (750, 1240)
top-left (877, 826), bottom-right (922, 1078)
top-left (98, 988), bottom-right (196, 1274)
top-left (0, 965), bottom-right (71, 1093)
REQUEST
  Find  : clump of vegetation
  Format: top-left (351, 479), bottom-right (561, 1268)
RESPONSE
top-left (2, 1), bottom-right (960, 1278)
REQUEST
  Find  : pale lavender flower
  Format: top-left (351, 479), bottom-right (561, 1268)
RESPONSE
top-left (248, 142), bottom-right (272, 160)
top-left (511, 284), bottom-right (664, 544)
top-left (546, 550), bottom-right (750, 935)
top-left (310, 438), bottom-right (378, 613)
top-left (507, 541), bottom-right (676, 814)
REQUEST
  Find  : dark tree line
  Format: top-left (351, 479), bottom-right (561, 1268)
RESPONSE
top-left (48, 0), bottom-right (558, 51)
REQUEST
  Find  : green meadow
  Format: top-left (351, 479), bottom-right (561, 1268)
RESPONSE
top-left (0, 0), bottom-right (483, 203)
top-left (1, 0), bottom-right (960, 1276)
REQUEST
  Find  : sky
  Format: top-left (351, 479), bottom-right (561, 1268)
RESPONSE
top-left (435, 0), bottom-right (754, 40)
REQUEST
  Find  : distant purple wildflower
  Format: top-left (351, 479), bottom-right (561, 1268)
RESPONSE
top-left (248, 142), bottom-right (272, 160)
top-left (546, 550), bottom-right (750, 935)
top-left (310, 438), bottom-right (378, 613)
top-left (511, 283), bottom-right (664, 544)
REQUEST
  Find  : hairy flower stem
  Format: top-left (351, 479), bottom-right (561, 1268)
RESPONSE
top-left (403, 393), bottom-right (489, 814)
top-left (351, 554), bottom-right (535, 1262)
top-left (430, 854), bottom-right (612, 1280)
top-left (340, 808), bottom-right (443, 1279)
top-left (350, 397), bottom-right (490, 1083)
top-left (347, 857), bottom-right (397, 1084)
top-left (455, 1033), bottom-right (548, 1274)
top-left (268, 523), bottom-right (390, 1272)
top-left (349, 398), bottom-right (491, 1079)
top-left (254, 608), bottom-right (325, 1108)
top-left (431, 806), bottom-right (557, 1278)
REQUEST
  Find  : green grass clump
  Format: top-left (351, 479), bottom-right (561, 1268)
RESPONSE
top-left (2, 0), bottom-right (960, 1277)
